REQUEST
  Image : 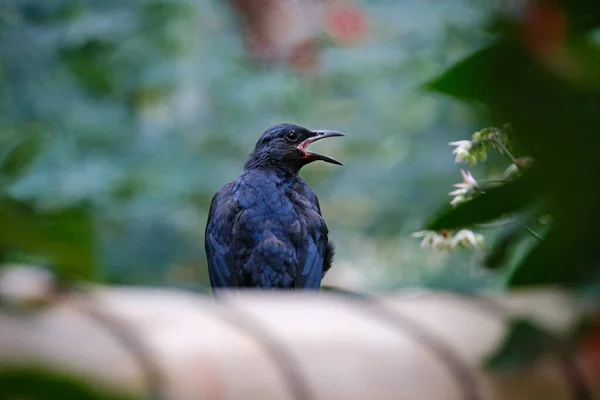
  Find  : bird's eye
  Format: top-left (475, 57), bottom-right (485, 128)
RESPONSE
top-left (286, 132), bottom-right (298, 141)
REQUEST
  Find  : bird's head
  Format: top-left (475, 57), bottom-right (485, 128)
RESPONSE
top-left (245, 123), bottom-right (345, 173)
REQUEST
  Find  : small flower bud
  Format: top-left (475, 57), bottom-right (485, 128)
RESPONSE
top-left (503, 163), bottom-right (520, 180)
top-left (515, 156), bottom-right (534, 169)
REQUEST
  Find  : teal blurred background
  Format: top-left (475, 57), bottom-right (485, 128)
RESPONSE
top-left (0, 0), bottom-right (505, 292)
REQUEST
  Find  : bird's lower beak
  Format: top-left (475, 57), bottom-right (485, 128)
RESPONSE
top-left (297, 130), bottom-right (346, 166)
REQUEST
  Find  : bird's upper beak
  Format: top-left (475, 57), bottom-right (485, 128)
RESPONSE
top-left (297, 130), bottom-right (346, 166)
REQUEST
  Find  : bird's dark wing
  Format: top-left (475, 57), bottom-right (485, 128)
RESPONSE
top-left (290, 182), bottom-right (329, 289)
top-left (205, 182), bottom-right (238, 288)
top-left (295, 228), bottom-right (328, 289)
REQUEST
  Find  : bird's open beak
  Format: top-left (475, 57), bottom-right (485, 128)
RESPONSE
top-left (297, 130), bottom-right (346, 166)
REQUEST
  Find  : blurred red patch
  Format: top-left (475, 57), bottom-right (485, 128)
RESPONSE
top-left (325, 2), bottom-right (367, 46)
top-left (521, 0), bottom-right (567, 57)
top-left (287, 39), bottom-right (320, 74)
top-left (228, 0), bottom-right (367, 73)
top-left (576, 316), bottom-right (600, 382)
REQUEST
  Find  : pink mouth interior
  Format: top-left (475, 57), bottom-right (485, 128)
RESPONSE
top-left (297, 139), bottom-right (314, 152)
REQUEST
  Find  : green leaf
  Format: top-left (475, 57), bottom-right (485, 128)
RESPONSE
top-left (140, 1), bottom-right (192, 55)
top-left (426, 173), bottom-right (541, 231)
top-left (0, 199), bottom-right (95, 281)
top-left (485, 318), bottom-right (558, 371)
top-left (484, 217), bottom-right (528, 270)
top-left (0, 367), bottom-right (131, 400)
top-left (60, 40), bottom-right (117, 96)
top-left (0, 129), bottom-right (49, 184)
top-left (506, 226), bottom-right (590, 288)
top-left (426, 43), bottom-right (511, 102)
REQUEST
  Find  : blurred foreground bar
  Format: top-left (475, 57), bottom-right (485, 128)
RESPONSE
top-left (0, 268), bottom-right (598, 399)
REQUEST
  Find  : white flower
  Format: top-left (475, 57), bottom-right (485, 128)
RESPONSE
top-left (412, 229), bottom-right (484, 252)
top-left (449, 140), bottom-right (473, 163)
top-left (411, 230), bottom-right (434, 247)
top-left (449, 170), bottom-right (478, 207)
top-left (412, 230), bottom-right (449, 251)
top-left (449, 140), bottom-right (472, 150)
top-left (449, 170), bottom-right (478, 196)
top-left (412, 230), bottom-right (454, 251)
top-left (460, 169), bottom-right (477, 187)
top-left (431, 235), bottom-right (449, 251)
top-left (452, 229), bottom-right (485, 249)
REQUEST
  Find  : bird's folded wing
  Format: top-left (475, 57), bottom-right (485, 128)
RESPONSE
top-left (205, 183), bottom-right (238, 288)
top-left (296, 232), bottom-right (326, 289)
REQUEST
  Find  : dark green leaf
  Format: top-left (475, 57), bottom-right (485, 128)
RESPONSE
top-left (0, 199), bottom-right (95, 281)
top-left (426, 43), bottom-right (509, 102)
top-left (561, 0), bottom-right (600, 32)
top-left (0, 367), bottom-right (131, 400)
top-left (506, 226), bottom-right (596, 288)
top-left (0, 131), bottom-right (49, 184)
top-left (60, 40), bottom-right (117, 96)
top-left (485, 318), bottom-right (558, 371)
top-left (484, 217), bottom-right (528, 270)
top-left (426, 173), bottom-right (541, 231)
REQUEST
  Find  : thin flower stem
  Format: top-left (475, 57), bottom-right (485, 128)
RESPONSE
top-left (493, 138), bottom-right (519, 165)
top-left (475, 217), bottom-right (516, 228)
top-left (524, 226), bottom-right (544, 242)
top-left (477, 179), bottom-right (507, 191)
top-left (478, 179), bottom-right (507, 184)
top-left (507, 212), bottom-right (543, 242)
top-left (494, 140), bottom-right (541, 240)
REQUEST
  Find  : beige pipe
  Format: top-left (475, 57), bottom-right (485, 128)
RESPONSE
top-left (0, 267), bottom-right (597, 399)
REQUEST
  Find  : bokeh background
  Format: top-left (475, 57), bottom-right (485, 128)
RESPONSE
top-left (3, 3), bottom-right (600, 397)
top-left (0, 0), bottom-right (508, 292)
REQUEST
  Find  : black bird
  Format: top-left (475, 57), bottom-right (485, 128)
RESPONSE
top-left (205, 123), bottom-right (344, 292)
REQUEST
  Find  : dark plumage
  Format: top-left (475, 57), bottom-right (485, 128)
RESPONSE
top-left (205, 123), bottom-right (344, 292)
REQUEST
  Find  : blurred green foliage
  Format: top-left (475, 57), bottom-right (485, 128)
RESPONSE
top-left (0, 0), bottom-right (503, 290)
top-left (484, 318), bottom-right (559, 371)
top-left (0, 367), bottom-right (132, 400)
top-left (427, 0), bottom-right (600, 289)
top-left (425, 0), bottom-right (600, 370)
